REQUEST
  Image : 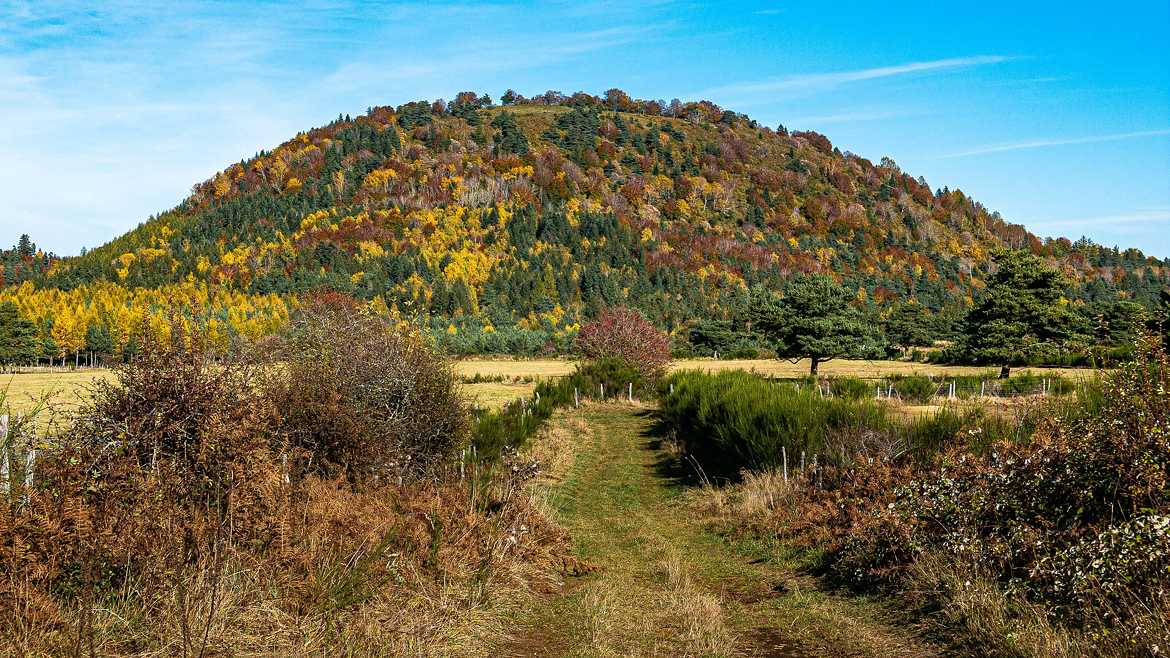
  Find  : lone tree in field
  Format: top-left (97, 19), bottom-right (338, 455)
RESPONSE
top-left (0, 301), bottom-right (39, 370)
top-left (750, 275), bottom-right (882, 376)
top-left (576, 306), bottom-right (671, 378)
top-left (957, 250), bottom-right (1076, 378)
top-left (882, 301), bottom-right (938, 355)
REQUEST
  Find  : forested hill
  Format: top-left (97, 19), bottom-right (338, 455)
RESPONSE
top-left (30, 89), bottom-right (1170, 338)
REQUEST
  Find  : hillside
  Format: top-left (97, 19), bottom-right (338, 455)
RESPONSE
top-left (13, 89), bottom-right (1170, 354)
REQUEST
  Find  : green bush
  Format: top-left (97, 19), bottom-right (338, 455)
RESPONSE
top-left (829, 377), bottom-right (873, 401)
top-left (886, 375), bottom-right (936, 403)
top-left (658, 370), bottom-right (891, 478)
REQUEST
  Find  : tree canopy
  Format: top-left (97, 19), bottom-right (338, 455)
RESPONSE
top-left (0, 301), bottom-right (39, 369)
top-left (956, 250), bottom-right (1082, 376)
top-left (750, 275), bottom-right (882, 375)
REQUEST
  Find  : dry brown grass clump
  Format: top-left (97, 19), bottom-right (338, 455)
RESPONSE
top-left (0, 317), bottom-right (572, 656)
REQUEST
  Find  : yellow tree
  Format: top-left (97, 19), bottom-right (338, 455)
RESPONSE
top-left (51, 305), bottom-right (87, 365)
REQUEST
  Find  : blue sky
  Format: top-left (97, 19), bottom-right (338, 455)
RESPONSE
top-left (2, 1), bottom-right (1168, 257)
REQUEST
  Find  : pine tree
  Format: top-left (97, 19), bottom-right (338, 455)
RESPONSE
top-left (16, 234), bottom-right (34, 259)
top-left (956, 250), bottom-right (1081, 377)
top-left (750, 275), bottom-right (882, 375)
top-left (0, 301), bottom-right (39, 369)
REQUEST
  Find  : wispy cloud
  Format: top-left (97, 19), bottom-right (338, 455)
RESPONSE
top-left (785, 108), bottom-right (912, 127)
top-left (699, 55), bottom-right (1012, 102)
top-left (943, 129), bottom-right (1170, 158)
top-left (1028, 206), bottom-right (1170, 230)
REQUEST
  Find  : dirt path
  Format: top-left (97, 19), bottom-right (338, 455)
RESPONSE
top-left (498, 403), bottom-right (938, 658)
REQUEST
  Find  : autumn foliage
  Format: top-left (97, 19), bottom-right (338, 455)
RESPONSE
top-left (0, 319), bottom-right (567, 655)
top-left (575, 305), bottom-right (671, 377)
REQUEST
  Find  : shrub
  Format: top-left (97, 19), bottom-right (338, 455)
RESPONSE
top-left (658, 370), bottom-right (891, 478)
top-left (76, 319), bottom-right (271, 501)
top-left (886, 375), bottom-right (936, 403)
top-left (833, 335), bottom-right (1170, 627)
top-left (267, 298), bottom-right (469, 479)
top-left (829, 377), bottom-right (872, 401)
top-left (0, 312), bottom-right (570, 655)
top-left (471, 358), bottom-right (648, 461)
top-left (575, 306), bottom-right (670, 379)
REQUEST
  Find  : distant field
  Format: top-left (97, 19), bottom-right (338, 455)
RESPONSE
top-left (455, 357), bottom-right (1095, 380)
top-left (2, 358), bottom-right (1099, 416)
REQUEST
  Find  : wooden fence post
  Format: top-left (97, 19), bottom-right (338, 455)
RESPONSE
top-left (782, 446), bottom-right (788, 483)
top-left (628, 382), bottom-right (633, 402)
top-left (23, 448), bottom-right (35, 506)
top-left (574, 387), bottom-right (579, 408)
top-left (0, 414), bottom-right (8, 496)
top-left (600, 383), bottom-right (604, 399)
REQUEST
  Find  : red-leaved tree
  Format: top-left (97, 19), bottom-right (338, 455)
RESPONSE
top-left (575, 306), bottom-right (671, 378)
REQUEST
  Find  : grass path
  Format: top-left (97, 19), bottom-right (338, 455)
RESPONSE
top-left (499, 403), bottom-right (938, 657)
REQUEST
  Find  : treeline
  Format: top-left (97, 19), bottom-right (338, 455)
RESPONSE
top-left (0, 234), bottom-right (57, 286)
top-left (684, 250), bottom-right (1170, 373)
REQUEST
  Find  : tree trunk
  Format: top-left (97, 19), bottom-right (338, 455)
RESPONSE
top-left (810, 357), bottom-right (820, 376)
top-left (999, 364), bottom-right (1011, 379)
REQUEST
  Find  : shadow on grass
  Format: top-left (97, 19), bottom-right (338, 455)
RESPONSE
top-left (635, 408), bottom-right (738, 490)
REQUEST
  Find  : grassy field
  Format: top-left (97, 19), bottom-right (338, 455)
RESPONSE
top-left (2, 357), bottom-right (1099, 415)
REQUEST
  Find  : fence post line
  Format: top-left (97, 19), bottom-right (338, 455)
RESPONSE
top-left (600, 383), bottom-right (604, 399)
top-left (628, 382), bottom-right (633, 403)
top-left (574, 387), bottom-right (579, 408)
top-left (782, 446), bottom-right (788, 483)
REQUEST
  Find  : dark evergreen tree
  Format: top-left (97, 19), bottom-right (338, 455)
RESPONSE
top-left (749, 275), bottom-right (882, 375)
top-left (0, 301), bottom-right (39, 369)
top-left (956, 250), bottom-right (1081, 377)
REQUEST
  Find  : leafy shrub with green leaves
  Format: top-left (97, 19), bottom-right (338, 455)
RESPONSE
top-left (829, 377), bottom-right (873, 401)
top-left (471, 358), bottom-right (648, 461)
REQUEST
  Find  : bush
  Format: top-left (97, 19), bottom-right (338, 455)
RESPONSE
top-left (832, 335), bottom-right (1170, 627)
top-left (76, 319), bottom-right (271, 501)
top-left (471, 358), bottom-right (648, 461)
top-left (658, 370), bottom-right (891, 478)
top-left (576, 306), bottom-right (671, 379)
top-left (886, 375), bottom-right (936, 404)
top-left (829, 377), bottom-right (872, 401)
top-left (1, 312), bottom-right (570, 655)
top-left (268, 298), bottom-right (469, 479)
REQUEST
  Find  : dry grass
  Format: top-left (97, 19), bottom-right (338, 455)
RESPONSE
top-left (0, 369), bottom-right (110, 414)
top-left (463, 381), bottom-right (537, 410)
top-left (4, 358), bottom-right (1100, 418)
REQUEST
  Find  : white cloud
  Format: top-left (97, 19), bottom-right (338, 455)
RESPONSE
top-left (1028, 206), bottom-right (1170, 229)
top-left (698, 55), bottom-right (1012, 102)
top-left (942, 129), bottom-right (1170, 158)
